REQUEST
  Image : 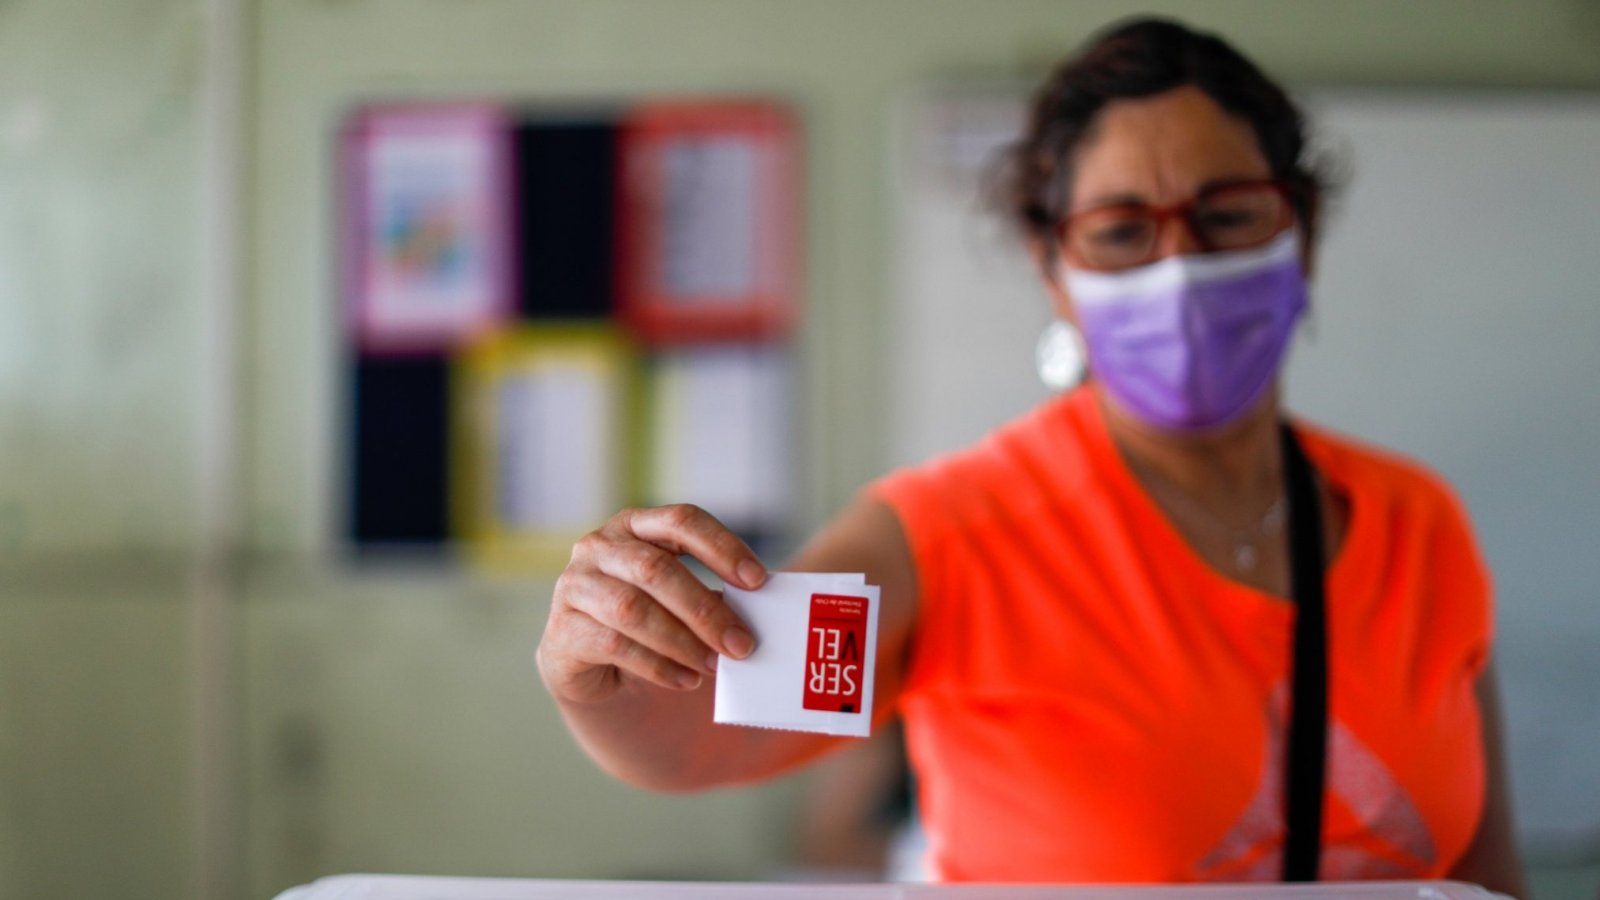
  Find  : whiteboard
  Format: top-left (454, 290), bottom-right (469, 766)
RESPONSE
top-left (888, 87), bottom-right (1600, 848)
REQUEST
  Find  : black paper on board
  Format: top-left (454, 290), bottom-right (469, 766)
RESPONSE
top-left (348, 354), bottom-right (452, 549)
top-left (513, 119), bottom-right (619, 320)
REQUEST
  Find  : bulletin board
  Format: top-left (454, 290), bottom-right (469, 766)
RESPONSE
top-left (888, 85), bottom-right (1600, 852)
top-left (339, 100), bottom-right (801, 571)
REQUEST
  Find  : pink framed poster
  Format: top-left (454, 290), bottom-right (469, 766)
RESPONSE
top-left (342, 103), bottom-right (514, 353)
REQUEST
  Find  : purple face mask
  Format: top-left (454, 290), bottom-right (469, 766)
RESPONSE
top-left (1063, 230), bottom-right (1307, 432)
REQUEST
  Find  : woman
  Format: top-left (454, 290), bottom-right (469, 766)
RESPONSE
top-left (536, 18), bottom-right (1526, 894)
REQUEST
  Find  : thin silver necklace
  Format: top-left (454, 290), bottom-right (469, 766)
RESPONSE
top-left (1140, 471), bottom-right (1287, 572)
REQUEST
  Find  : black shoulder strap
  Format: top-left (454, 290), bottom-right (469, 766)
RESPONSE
top-left (1280, 423), bottom-right (1328, 882)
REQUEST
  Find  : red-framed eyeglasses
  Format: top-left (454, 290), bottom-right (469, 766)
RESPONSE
top-left (1057, 179), bottom-right (1295, 272)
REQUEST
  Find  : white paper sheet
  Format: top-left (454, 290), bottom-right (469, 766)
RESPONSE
top-left (714, 572), bottom-right (879, 738)
top-left (661, 137), bottom-right (758, 300)
top-left (651, 347), bottom-right (792, 532)
top-left (496, 364), bottom-right (616, 532)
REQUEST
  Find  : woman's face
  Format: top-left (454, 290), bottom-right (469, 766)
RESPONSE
top-left (1046, 84), bottom-right (1277, 321)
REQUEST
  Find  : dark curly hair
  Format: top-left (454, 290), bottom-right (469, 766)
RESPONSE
top-left (993, 17), bottom-right (1331, 265)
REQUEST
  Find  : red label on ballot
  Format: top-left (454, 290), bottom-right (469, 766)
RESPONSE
top-left (803, 593), bottom-right (868, 714)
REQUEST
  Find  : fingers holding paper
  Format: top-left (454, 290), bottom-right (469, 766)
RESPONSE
top-left (545, 604), bottom-right (705, 694)
top-left (539, 504), bottom-right (767, 706)
top-left (619, 504), bottom-right (769, 592)
top-left (542, 494), bottom-right (918, 791)
top-left (561, 572), bottom-right (714, 684)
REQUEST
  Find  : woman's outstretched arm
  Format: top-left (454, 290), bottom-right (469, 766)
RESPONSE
top-left (537, 494), bottom-right (917, 791)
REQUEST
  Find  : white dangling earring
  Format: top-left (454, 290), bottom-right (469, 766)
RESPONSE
top-left (1036, 319), bottom-right (1086, 392)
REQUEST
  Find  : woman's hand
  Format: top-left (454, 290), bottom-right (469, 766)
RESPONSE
top-left (537, 504), bottom-right (768, 707)
top-left (538, 494), bottom-right (914, 791)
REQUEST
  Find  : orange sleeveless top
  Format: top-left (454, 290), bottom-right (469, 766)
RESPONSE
top-left (871, 387), bottom-right (1490, 883)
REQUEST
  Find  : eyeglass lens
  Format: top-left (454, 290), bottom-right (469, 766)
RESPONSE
top-left (1067, 183), bottom-right (1288, 270)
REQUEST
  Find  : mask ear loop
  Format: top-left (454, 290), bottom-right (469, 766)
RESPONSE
top-left (1036, 318), bottom-right (1086, 392)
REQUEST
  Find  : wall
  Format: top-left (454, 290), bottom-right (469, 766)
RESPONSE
top-left (0, 1), bottom-right (202, 898)
top-left (2, 1), bottom-right (1598, 899)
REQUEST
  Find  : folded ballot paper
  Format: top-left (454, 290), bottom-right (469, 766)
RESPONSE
top-left (714, 572), bottom-right (881, 738)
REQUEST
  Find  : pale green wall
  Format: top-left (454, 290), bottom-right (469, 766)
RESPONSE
top-left (0, 0), bottom-right (203, 555)
top-left (4, 1), bottom-right (1599, 899)
top-left (0, 1), bottom-right (202, 899)
top-left (0, 571), bottom-right (195, 900)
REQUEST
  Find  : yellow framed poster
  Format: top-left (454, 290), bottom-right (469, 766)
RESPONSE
top-left (454, 326), bottom-right (638, 573)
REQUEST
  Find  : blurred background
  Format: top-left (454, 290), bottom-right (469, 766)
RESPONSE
top-left (2, 1), bottom-right (1598, 899)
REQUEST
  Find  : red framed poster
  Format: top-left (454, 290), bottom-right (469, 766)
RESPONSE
top-left (615, 101), bottom-right (800, 344)
top-left (342, 103), bottom-right (514, 353)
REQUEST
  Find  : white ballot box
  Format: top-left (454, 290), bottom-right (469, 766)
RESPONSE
top-left (273, 875), bottom-right (1509, 900)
